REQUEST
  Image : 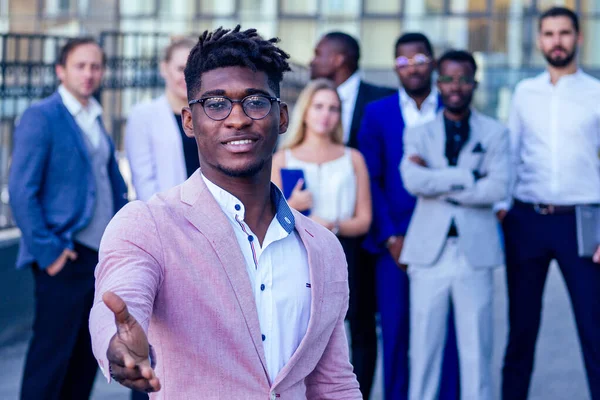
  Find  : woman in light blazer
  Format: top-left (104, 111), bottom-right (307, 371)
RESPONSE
top-left (125, 37), bottom-right (198, 201)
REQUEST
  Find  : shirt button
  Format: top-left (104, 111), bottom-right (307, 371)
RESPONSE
top-left (248, 235), bottom-right (254, 242)
top-left (235, 204), bottom-right (241, 211)
top-left (262, 334), bottom-right (266, 341)
top-left (260, 284), bottom-right (265, 291)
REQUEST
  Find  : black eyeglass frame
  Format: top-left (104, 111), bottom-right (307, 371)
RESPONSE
top-left (188, 94), bottom-right (281, 121)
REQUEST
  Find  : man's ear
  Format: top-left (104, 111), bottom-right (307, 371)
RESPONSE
top-left (278, 102), bottom-right (289, 135)
top-left (182, 107), bottom-right (195, 138)
top-left (333, 53), bottom-right (345, 69)
top-left (55, 65), bottom-right (65, 82)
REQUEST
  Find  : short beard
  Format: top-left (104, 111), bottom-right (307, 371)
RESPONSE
top-left (404, 82), bottom-right (432, 99)
top-left (217, 159), bottom-right (266, 178)
top-left (544, 47), bottom-right (577, 68)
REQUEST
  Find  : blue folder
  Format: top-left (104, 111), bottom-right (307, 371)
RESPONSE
top-left (280, 168), bottom-right (311, 216)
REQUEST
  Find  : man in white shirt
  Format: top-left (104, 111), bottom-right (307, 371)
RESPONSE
top-left (8, 37), bottom-right (128, 399)
top-left (309, 31), bottom-right (394, 398)
top-left (497, 7), bottom-right (600, 400)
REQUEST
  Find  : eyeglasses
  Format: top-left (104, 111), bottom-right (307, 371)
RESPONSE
top-left (188, 94), bottom-right (281, 121)
top-left (437, 75), bottom-right (476, 86)
top-left (395, 53), bottom-right (431, 69)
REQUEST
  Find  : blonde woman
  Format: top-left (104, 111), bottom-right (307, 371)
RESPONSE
top-left (272, 78), bottom-right (371, 236)
top-left (125, 37), bottom-right (197, 201)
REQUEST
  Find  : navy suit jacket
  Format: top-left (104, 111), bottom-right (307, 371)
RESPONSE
top-left (9, 91), bottom-right (128, 269)
top-left (347, 81), bottom-right (396, 149)
top-left (357, 92), bottom-right (442, 254)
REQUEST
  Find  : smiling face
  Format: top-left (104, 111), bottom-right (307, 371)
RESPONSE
top-left (395, 41), bottom-right (434, 96)
top-left (437, 60), bottom-right (476, 115)
top-left (182, 66), bottom-right (289, 179)
top-left (303, 88), bottom-right (341, 139)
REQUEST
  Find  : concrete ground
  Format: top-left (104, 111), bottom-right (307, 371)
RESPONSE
top-left (0, 232), bottom-right (590, 399)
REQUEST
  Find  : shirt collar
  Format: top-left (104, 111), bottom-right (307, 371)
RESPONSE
top-left (399, 86), bottom-right (438, 108)
top-left (58, 84), bottom-right (102, 119)
top-left (201, 174), bottom-right (295, 234)
top-left (540, 68), bottom-right (584, 86)
top-left (337, 71), bottom-right (362, 101)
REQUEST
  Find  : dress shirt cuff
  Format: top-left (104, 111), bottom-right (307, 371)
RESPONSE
top-left (493, 199), bottom-right (512, 213)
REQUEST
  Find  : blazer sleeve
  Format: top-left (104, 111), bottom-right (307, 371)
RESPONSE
top-left (400, 124), bottom-right (475, 197)
top-left (125, 105), bottom-right (160, 201)
top-left (357, 105), bottom-right (398, 243)
top-left (305, 245), bottom-right (361, 399)
top-left (446, 126), bottom-right (510, 206)
top-left (8, 107), bottom-right (65, 268)
top-left (89, 201), bottom-right (164, 380)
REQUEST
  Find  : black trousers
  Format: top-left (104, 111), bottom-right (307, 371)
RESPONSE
top-left (501, 205), bottom-right (600, 400)
top-left (339, 236), bottom-right (378, 399)
top-left (20, 243), bottom-right (98, 400)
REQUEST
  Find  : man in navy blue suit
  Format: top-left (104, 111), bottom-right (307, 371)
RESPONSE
top-left (357, 33), bottom-right (459, 400)
top-left (9, 37), bottom-right (127, 399)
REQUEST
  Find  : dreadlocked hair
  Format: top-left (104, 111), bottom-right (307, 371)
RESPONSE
top-left (184, 25), bottom-right (291, 99)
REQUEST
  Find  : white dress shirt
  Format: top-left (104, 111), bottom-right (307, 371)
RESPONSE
top-left (202, 175), bottom-right (311, 383)
top-left (337, 71), bottom-right (362, 144)
top-left (58, 85), bottom-right (103, 148)
top-left (399, 86), bottom-right (439, 128)
top-left (497, 70), bottom-right (600, 210)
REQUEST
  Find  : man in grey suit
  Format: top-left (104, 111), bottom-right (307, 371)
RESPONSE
top-left (399, 50), bottom-right (509, 400)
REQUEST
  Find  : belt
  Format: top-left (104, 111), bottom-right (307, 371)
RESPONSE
top-left (513, 199), bottom-right (576, 215)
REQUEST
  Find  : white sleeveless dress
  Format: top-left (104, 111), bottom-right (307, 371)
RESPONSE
top-left (285, 148), bottom-right (357, 222)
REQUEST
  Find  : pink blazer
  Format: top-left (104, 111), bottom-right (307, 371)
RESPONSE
top-left (89, 171), bottom-right (361, 399)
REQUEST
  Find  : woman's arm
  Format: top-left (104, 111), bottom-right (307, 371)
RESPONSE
top-left (337, 149), bottom-right (372, 237)
top-left (272, 150), bottom-right (312, 212)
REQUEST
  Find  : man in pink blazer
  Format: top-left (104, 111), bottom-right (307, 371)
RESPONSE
top-left (89, 25), bottom-right (361, 399)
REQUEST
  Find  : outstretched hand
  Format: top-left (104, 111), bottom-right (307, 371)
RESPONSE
top-left (103, 291), bottom-right (161, 393)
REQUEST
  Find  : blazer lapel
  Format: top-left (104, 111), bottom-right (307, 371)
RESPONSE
top-left (349, 81), bottom-right (367, 141)
top-left (431, 111), bottom-right (450, 167)
top-left (272, 215), bottom-right (325, 387)
top-left (180, 173), bottom-right (270, 380)
top-left (458, 109), bottom-right (483, 168)
top-left (53, 92), bottom-right (92, 163)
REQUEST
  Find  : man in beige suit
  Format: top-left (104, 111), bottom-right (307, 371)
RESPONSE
top-left (399, 50), bottom-right (509, 400)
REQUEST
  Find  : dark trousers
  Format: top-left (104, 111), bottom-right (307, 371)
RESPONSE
top-left (502, 205), bottom-right (600, 400)
top-left (20, 243), bottom-right (98, 400)
top-left (339, 237), bottom-right (378, 399)
top-left (376, 251), bottom-right (460, 400)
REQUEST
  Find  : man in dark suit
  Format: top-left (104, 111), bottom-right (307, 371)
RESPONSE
top-left (357, 33), bottom-right (459, 400)
top-left (309, 31), bottom-right (394, 399)
top-left (8, 37), bottom-right (128, 399)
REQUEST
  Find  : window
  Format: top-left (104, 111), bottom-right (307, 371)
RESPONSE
top-left (321, 0), bottom-right (360, 17)
top-left (120, 0), bottom-right (158, 17)
top-left (361, 20), bottom-right (402, 68)
top-left (364, 0), bottom-right (402, 15)
top-left (197, 0), bottom-right (237, 17)
top-left (278, 20), bottom-right (317, 64)
top-left (280, 0), bottom-right (318, 16)
top-left (44, 0), bottom-right (77, 16)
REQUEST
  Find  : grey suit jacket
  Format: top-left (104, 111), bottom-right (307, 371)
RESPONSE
top-left (125, 95), bottom-right (188, 201)
top-left (399, 110), bottom-right (509, 268)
